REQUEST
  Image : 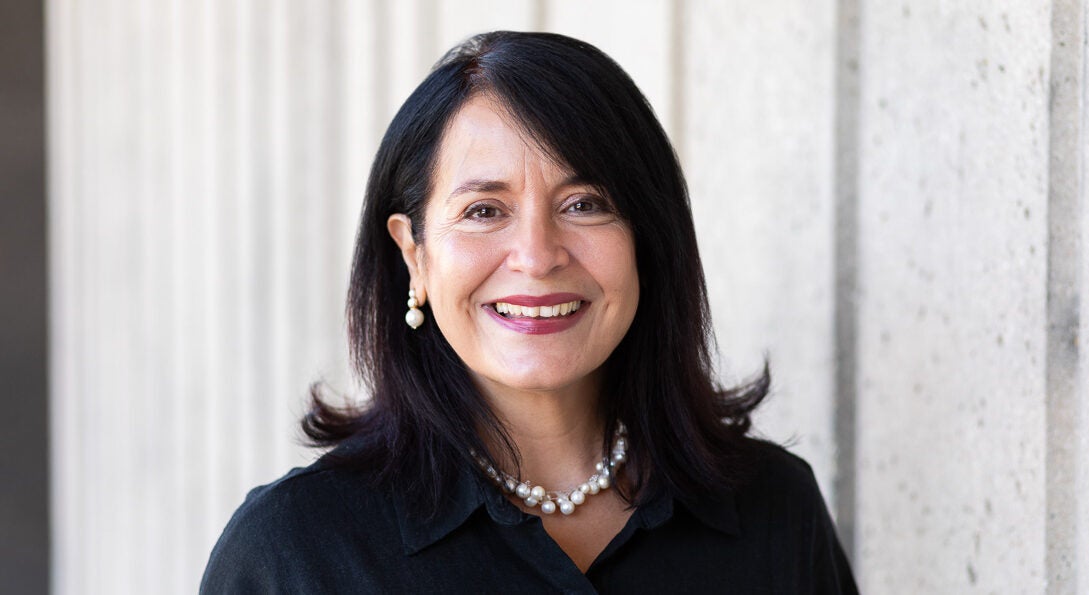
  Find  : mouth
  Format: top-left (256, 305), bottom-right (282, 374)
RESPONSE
top-left (483, 293), bottom-right (589, 334)
top-left (491, 299), bottom-right (583, 319)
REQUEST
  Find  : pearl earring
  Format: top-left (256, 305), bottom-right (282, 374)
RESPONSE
top-left (405, 289), bottom-right (425, 329)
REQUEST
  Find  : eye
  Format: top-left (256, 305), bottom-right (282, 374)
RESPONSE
top-left (565, 195), bottom-right (611, 215)
top-left (464, 203), bottom-right (501, 220)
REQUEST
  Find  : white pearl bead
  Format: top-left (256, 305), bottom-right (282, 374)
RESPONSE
top-left (470, 420), bottom-right (629, 518)
top-left (405, 308), bottom-right (424, 329)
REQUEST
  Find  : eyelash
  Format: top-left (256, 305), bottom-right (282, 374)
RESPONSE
top-left (567, 197), bottom-right (603, 213)
top-left (464, 203), bottom-right (501, 219)
top-left (460, 195), bottom-right (613, 221)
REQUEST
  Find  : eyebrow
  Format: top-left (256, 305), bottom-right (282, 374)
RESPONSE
top-left (446, 179), bottom-right (511, 202)
top-left (445, 175), bottom-right (592, 203)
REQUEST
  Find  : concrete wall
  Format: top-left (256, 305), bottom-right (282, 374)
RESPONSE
top-left (46, 1), bottom-right (1087, 593)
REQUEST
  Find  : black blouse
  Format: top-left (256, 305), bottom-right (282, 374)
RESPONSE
top-left (201, 443), bottom-right (857, 594)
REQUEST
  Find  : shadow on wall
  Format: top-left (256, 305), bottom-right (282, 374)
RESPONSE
top-left (0, 0), bottom-right (49, 593)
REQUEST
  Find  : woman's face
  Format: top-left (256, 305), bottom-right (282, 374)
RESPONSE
top-left (388, 95), bottom-right (639, 397)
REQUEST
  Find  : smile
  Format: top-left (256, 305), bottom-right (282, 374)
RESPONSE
top-left (484, 293), bottom-right (589, 335)
top-left (493, 300), bottom-right (582, 319)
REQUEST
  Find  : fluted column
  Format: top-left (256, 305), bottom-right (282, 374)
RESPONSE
top-left (47, 1), bottom-right (378, 592)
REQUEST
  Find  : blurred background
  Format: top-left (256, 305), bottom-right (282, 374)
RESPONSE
top-left (2, 0), bottom-right (1087, 593)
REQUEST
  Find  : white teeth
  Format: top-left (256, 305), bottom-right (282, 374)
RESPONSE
top-left (493, 300), bottom-right (582, 319)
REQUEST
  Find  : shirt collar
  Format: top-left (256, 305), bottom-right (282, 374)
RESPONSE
top-left (393, 465), bottom-right (742, 556)
top-left (627, 484), bottom-right (741, 537)
top-left (394, 463), bottom-right (530, 556)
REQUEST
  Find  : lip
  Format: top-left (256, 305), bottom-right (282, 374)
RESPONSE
top-left (490, 292), bottom-right (585, 307)
top-left (483, 293), bottom-right (589, 335)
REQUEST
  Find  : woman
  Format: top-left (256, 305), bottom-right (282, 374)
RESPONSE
top-left (202, 31), bottom-right (857, 593)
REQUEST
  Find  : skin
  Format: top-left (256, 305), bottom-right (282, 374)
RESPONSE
top-left (388, 95), bottom-right (640, 572)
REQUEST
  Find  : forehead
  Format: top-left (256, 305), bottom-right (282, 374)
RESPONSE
top-left (431, 96), bottom-right (573, 196)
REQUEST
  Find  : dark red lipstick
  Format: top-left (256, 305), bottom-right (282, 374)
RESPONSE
top-left (484, 293), bottom-right (589, 335)
top-left (491, 292), bottom-right (584, 306)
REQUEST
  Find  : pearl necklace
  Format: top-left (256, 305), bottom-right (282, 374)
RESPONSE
top-left (471, 422), bottom-right (628, 516)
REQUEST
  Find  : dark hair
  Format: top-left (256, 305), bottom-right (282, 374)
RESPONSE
top-left (304, 31), bottom-right (769, 515)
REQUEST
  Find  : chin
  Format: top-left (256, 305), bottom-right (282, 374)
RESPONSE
top-left (480, 363), bottom-right (596, 394)
top-left (467, 345), bottom-right (605, 395)
top-left (497, 374), bottom-right (583, 393)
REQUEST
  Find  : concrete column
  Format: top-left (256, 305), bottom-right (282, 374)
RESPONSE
top-left (853, 2), bottom-right (1055, 592)
top-left (683, 0), bottom-right (840, 512)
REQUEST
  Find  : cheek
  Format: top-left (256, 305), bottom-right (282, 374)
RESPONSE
top-left (424, 234), bottom-right (503, 308)
top-left (577, 228), bottom-right (639, 298)
top-left (609, 258), bottom-right (641, 321)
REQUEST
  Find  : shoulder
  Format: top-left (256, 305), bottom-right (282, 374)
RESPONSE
top-left (728, 440), bottom-right (859, 593)
top-left (208, 438), bottom-right (394, 546)
top-left (727, 439), bottom-right (830, 527)
top-left (216, 461), bottom-right (357, 534)
top-left (742, 439), bottom-right (824, 501)
top-left (200, 457), bottom-right (393, 593)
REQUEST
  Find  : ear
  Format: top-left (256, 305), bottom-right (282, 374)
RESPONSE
top-left (387, 214), bottom-right (427, 305)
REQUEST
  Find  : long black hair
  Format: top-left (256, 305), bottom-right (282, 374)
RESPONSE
top-left (303, 31), bottom-right (770, 515)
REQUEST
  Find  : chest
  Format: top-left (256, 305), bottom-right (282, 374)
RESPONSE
top-left (537, 499), bottom-right (634, 572)
top-left (346, 516), bottom-right (772, 594)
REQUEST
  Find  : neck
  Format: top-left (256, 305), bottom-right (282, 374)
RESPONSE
top-left (475, 373), bottom-right (606, 489)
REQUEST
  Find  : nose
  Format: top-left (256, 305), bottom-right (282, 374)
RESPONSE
top-left (505, 210), bottom-right (570, 278)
